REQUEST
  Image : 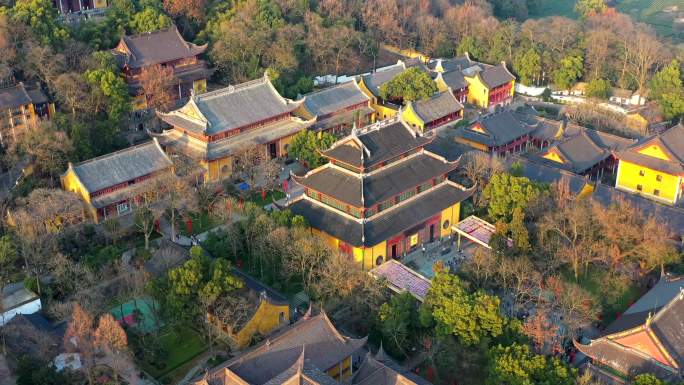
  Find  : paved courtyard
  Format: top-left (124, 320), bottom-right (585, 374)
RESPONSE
top-left (401, 237), bottom-right (479, 278)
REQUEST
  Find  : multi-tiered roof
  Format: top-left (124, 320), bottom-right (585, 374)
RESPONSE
top-left (289, 117), bottom-right (474, 248)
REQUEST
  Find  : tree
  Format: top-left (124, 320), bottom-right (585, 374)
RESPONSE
top-left (64, 303), bottom-right (96, 383)
top-left (287, 130), bottom-right (335, 168)
top-left (304, 12), bottom-right (360, 79)
top-left (139, 64), bottom-right (175, 112)
top-left (553, 55), bottom-right (584, 90)
top-left (420, 269), bottom-right (504, 345)
top-left (633, 374), bottom-right (665, 385)
top-left (509, 207), bottom-right (530, 253)
top-left (85, 60), bottom-right (131, 123)
top-left (11, 0), bottom-right (69, 47)
top-left (625, 28), bottom-right (665, 105)
top-left (133, 206), bottom-right (159, 250)
top-left (161, 174), bottom-right (197, 242)
top-left (481, 173), bottom-right (545, 222)
top-left (16, 356), bottom-right (73, 385)
top-left (17, 123), bottom-right (74, 185)
top-left (94, 313), bottom-right (128, 354)
top-left (585, 78), bottom-right (611, 99)
top-left (163, 0), bottom-right (205, 21)
top-left (461, 151), bottom-right (504, 207)
top-left (575, 0), bottom-right (607, 19)
top-left (650, 60), bottom-right (684, 120)
top-left (379, 67), bottom-right (438, 102)
top-left (128, 6), bottom-right (172, 34)
top-left (513, 48), bottom-right (541, 85)
top-left (378, 292), bottom-right (416, 356)
top-left (486, 343), bottom-right (576, 385)
top-left (456, 36), bottom-right (484, 60)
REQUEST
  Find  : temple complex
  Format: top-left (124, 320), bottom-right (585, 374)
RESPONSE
top-left (575, 274), bottom-right (684, 382)
top-left (155, 73), bottom-right (314, 182)
top-left (112, 27), bottom-right (214, 112)
top-left (296, 80), bottom-right (374, 135)
top-left (289, 117), bottom-right (473, 270)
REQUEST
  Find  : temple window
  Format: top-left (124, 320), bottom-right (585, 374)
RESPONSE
top-left (656, 175), bottom-right (662, 182)
top-left (654, 189), bottom-right (660, 197)
top-left (637, 184), bottom-right (643, 191)
top-left (639, 170), bottom-right (645, 176)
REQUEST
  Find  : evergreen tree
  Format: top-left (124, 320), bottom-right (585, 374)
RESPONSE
top-left (379, 67), bottom-right (438, 102)
top-left (650, 60), bottom-right (684, 120)
top-left (553, 55), bottom-right (584, 90)
top-left (513, 48), bottom-right (542, 85)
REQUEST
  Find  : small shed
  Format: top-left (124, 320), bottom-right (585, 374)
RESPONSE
top-left (1, 282), bottom-right (41, 326)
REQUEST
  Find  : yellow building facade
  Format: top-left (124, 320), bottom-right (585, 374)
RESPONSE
top-left (615, 124), bottom-right (684, 205)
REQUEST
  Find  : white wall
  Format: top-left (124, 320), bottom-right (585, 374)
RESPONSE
top-left (0, 298), bottom-right (42, 326)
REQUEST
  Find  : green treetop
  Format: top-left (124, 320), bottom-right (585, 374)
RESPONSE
top-left (585, 78), bottom-right (612, 99)
top-left (11, 0), bottom-right (69, 47)
top-left (419, 269), bottom-right (504, 345)
top-left (481, 173), bottom-right (546, 222)
top-left (650, 60), bottom-right (684, 120)
top-left (513, 48), bottom-right (541, 86)
top-left (575, 0), bottom-right (607, 19)
top-left (486, 343), bottom-right (577, 385)
top-left (379, 67), bottom-right (438, 102)
top-left (553, 55), bottom-right (584, 90)
top-left (288, 130), bottom-right (335, 168)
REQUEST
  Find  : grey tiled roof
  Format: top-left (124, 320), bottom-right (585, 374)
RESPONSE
top-left (575, 338), bottom-right (676, 380)
top-left (409, 91), bottom-right (462, 124)
top-left (353, 350), bottom-right (432, 385)
top-left (159, 76), bottom-right (301, 135)
top-left (314, 106), bottom-right (375, 132)
top-left (294, 153), bottom-right (460, 207)
top-left (208, 313), bottom-right (366, 385)
top-left (321, 120), bottom-right (434, 168)
top-left (262, 350), bottom-right (339, 385)
top-left (433, 55), bottom-right (476, 72)
top-left (513, 156), bottom-right (589, 195)
top-left (290, 182), bottom-right (474, 247)
top-left (533, 129), bottom-right (634, 174)
top-left (361, 65), bottom-right (405, 96)
top-left (479, 64), bottom-right (515, 88)
top-left (439, 70), bottom-right (468, 89)
top-left (69, 139), bottom-right (173, 194)
top-left (156, 117), bottom-right (312, 161)
top-left (0, 83), bottom-right (32, 109)
top-left (457, 110), bottom-right (532, 147)
top-left (652, 294), bottom-right (684, 368)
top-left (303, 81), bottom-right (370, 117)
top-left (118, 27), bottom-right (207, 69)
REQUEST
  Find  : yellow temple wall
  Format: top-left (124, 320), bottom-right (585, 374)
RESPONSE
top-left (401, 103), bottom-right (425, 132)
top-left (465, 76), bottom-right (490, 108)
top-left (233, 299), bottom-right (289, 348)
top-left (454, 136), bottom-right (489, 152)
top-left (326, 356), bottom-right (353, 380)
top-left (616, 160), bottom-right (680, 204)
top-left (440, 202), bottom-right (461, 238)
top-left (204, 157), bottom-right (233, 182)
top-left (61, 168), bottom-right (98, 221)
top-left (193, 79), bottom-right (208, 94)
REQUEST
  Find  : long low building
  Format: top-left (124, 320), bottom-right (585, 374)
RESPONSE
top-left (289, 117), bottom-right (474, 270)
top-left (61, 139), bottom-right (174, 222)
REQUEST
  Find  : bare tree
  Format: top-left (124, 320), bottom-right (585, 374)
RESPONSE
top-left (625, 27), bottom-right (666, 104)
top-left (461, 151), bottom-right (503, 206)
top-left (139, 64), bottom-right (175, 112)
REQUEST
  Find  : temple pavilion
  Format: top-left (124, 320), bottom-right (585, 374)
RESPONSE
top-left (289, 117), bottom-right (474, 270)
top-left (154, 73), bottom-right (315, 181)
